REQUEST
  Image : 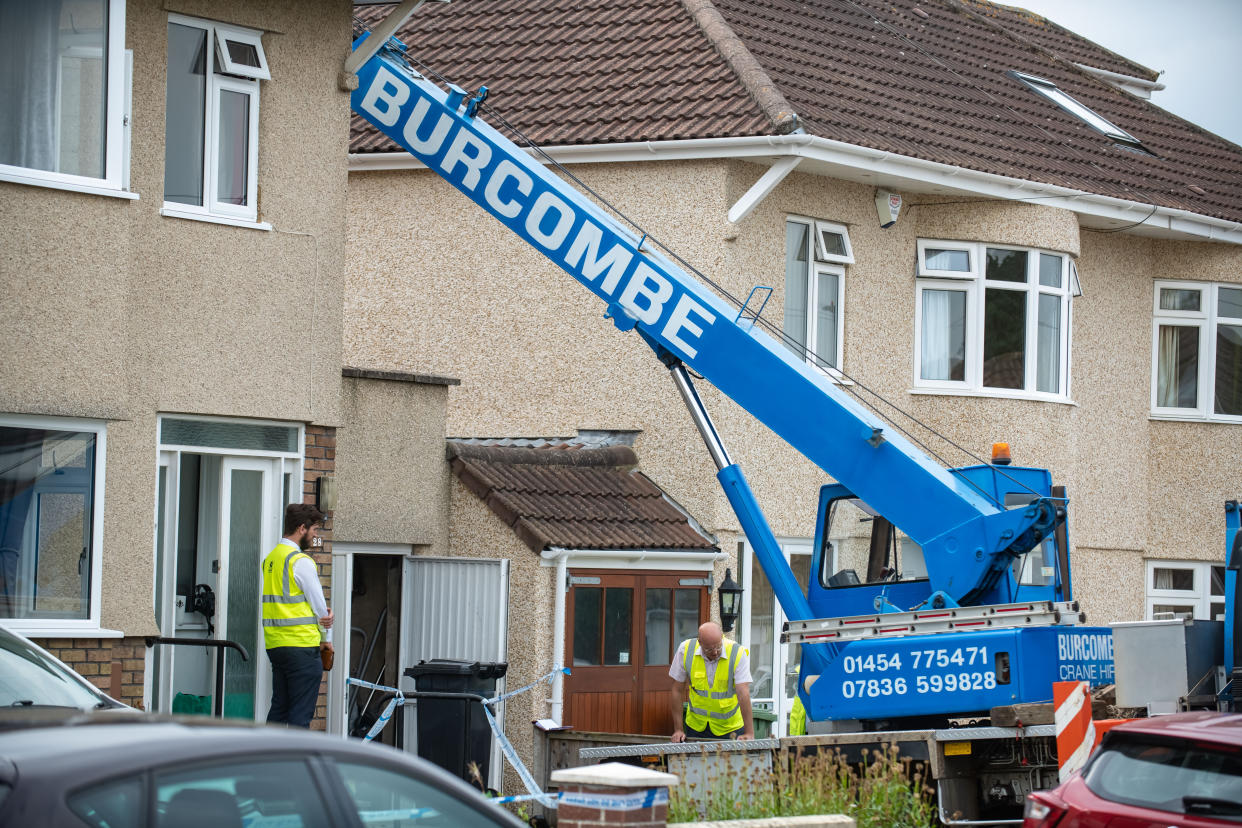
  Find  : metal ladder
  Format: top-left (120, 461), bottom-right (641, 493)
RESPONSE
top-left (782, 600), bottom-right (1084, 645)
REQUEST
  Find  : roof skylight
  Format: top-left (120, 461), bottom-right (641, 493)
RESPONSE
top-left (1010, 71), bottom-right (1144, 149)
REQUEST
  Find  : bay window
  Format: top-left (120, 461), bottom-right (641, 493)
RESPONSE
top-left (1151, 281), bottom-right (1242, 421)
top-left (915, 240), bottom-right (1073, 399)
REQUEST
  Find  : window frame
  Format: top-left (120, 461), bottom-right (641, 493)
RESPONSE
top-left (0, 413), bottom-right (108, 637)
top-left (214, 26), bottom-right (271, 81)
top-left (1145, 560), bottom-right (1226, 621)
top-left (163, 14), bottom-right (267, 226)
top-left (1150, 280), bottom-right (1242, 423)
top-left (1010, 71), bottom-right (1145, 150)
top-left (785, 216), bottom-right (849, 380)
top-left (0, 0), bottom-right (131, 197)
top-left (913, 239), bottom-right (1074, 401)
top-left (207, 75), bottom-right (261, 220)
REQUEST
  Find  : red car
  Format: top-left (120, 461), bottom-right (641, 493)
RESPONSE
top-left (1025, 711), bottom-right (1242, 827)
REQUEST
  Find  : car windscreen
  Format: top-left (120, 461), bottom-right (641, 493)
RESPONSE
top-left (0, 629), bottom-right (110, 709)
top-left (1084, 734), bottom-right (1242, 821)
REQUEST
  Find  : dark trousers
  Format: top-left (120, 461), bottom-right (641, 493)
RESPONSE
top-left (266, 646), bottom-right (322, 728)
top-left (683, 717), bottom-right (742, 739)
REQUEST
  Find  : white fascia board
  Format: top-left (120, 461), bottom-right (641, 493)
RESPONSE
top-left (539, 547), bottom-right (724, 570)
top-left (1074, 63), bottom-right (1166, 99)
top-left (349, 133), bottom-right (1242, 246)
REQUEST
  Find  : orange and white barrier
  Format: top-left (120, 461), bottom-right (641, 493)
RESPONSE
top-left (1054, 680), bottom-right (1095, 781)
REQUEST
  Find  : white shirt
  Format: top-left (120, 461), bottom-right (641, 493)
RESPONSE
top-left (283, 538), bottom-right (332, 644)
top-left (668, 639), bottom-right (751, 686)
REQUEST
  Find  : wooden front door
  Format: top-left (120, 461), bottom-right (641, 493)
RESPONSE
top-left (564, 570), bottom-right (707, 735)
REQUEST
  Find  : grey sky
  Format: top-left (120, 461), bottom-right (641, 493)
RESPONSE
top-left (1009, 0), bottom-right (1242, 146)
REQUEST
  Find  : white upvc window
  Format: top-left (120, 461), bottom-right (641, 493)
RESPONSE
top-left (163, 15), bottom-right (268, 226)
top-left (0, 0), bottom-right (131, 197)
top-left (1150, 281), bottom-right (1242, 422)
top-left (1145, 560), bottom-right (1226, 621)
top-left (784, 217), bottom-right (850, 377)
top-left (0, 414), bottom-right (108, 635)
top-left (914, 240), bottom-right (1074, 400)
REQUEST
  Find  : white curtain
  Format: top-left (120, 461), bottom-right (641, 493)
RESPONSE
top-left (1037, 294), bottom-right (1061, 393)
top-left (0, 0), bottom-right (64, 172)
top-left (921, 290), bottom-right (952, 380)
top-left (1157, 326), bottom-right (1179, 407)
top-left (784, 222), bottom-right (809, 358)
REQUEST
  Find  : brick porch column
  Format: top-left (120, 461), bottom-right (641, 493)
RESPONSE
top-left (551, 762), bottom-right (678, 828)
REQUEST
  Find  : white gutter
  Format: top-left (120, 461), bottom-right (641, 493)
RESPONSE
top-left (1075, 63), bottom-right (1165, 99)
top-left (350, 134), bottom-right (1242, 246)
top-left (538, 546), bottom-right (725, 725)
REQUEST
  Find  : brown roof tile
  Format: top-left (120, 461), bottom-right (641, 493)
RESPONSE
top-left (956, 0), bottom-right (1158, 82)
top-left (350, 0), bottom-right (1242, 225)
top-left (350, 0), bottom-right (772, 153)
top-left (713, 0), bottom-right (1242, 222)
top-left (448, 443), bottom-right (718, 553)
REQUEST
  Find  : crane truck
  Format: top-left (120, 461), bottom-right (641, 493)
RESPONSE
top-left (346, 16), bottom-right (1237, 821)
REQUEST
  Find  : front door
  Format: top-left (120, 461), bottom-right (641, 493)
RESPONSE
top-left (152, 417), bottom-right (301, 718)
top-left (218, 456), bottom-right (277, 719)
top-left (564, 570), bottom-right (706, 735)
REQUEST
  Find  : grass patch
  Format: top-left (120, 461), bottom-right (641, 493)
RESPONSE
top-left (667, 743), bottom-right (935, 827)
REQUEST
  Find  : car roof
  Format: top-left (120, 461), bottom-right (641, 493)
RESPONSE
top-left (0, 716), bottom-right (526, 826)
top-left (0, 716), bottom-right (444, 781)
top-left (1110, 711), bottom-right (1242, 745)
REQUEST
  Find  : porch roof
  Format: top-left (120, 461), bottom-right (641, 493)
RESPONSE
top-left (447, 441), bottom-right (718, 554)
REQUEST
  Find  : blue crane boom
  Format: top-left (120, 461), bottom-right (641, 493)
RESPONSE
top-left (349, 38), bottom-right (1061, 618)
top-left (348, 32), bottom-right (1120, 725)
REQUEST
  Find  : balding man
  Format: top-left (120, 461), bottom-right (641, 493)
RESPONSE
top-left (669, 621), bottom-right (754, 742)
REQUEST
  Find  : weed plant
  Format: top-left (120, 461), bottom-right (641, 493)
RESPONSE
top-left (666, 743), bottom-right (935, 827)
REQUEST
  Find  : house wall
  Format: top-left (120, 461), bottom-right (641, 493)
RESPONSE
top-left (333, 375), bottom-right (455, 554)
top-left (345, 154), bottom-right (1242, 723)
top-left (0, 0), bottom-right (352, 690)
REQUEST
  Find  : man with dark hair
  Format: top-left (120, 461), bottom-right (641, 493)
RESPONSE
top-left (262, 502), bottom-right (333, 727)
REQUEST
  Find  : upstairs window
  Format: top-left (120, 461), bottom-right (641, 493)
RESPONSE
top-left (1010, 71), bottom-right (1148, 153)
top-left (1151, 281), bottom-right (1242, 421)
top-left (915, 240), bottom-right (1073, 399)
top-left (164, 15), bottom-right (268, 225)
top-left (784, 217), bottom-right (852, 376)
top-left (0, 0), bottom-right (128, 192)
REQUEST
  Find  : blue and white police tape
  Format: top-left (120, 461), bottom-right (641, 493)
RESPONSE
top-left (480, 702), bottom-right (558, 808)
top-left (343, 666), bottom-right (570, 809)
top-left (483, 666), bottom-right (571, 707)
top-left (344, 676), bottom-right (403, 742)
top-left (560, 788), bottom-right (669, 811)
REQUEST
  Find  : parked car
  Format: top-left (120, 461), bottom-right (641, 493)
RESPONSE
top-left (0, 622), bottom-right (127, 713)
top-left (1024, 711), bottom-right (1242, 827)
top-left (0, 716), bottom-right (526, 827)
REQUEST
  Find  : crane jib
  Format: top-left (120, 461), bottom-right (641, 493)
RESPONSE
top-left (355, 60), bottom-right (721, 362)
top-left (350, 39), bottom-right (1060, 610)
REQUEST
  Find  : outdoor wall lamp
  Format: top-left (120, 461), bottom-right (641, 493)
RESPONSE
top-left (717, 568), bottom-right (742, 633)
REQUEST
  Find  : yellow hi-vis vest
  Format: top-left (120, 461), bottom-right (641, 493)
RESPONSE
top-left (789, 695), bottom-right (807, 736)
top-left (261, 542), bottom-right (320, 648)
top-left (682, 638), bottom-right (745, 735)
